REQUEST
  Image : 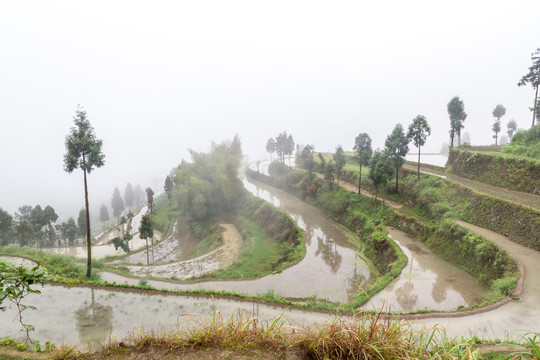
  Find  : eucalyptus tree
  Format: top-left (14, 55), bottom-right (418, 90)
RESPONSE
top-left (164, 176), bottom-right (174, 203)
top-left (333, 145), bottom-right (346, 185)
top-left (324, 160), bottom-right (336, 190)
top-left (407, 115), bottom-right (431, 179)
top-left (507, 119), bottom-right (517, 139)
top-left (139, 214), bottom-right (154, 265)
top-left (300, 144), bottom-right (316, 179)
top-left (286, 134), bottom-right (295, 166)
top-left (146, 187), bottom-right (155, 215)
top-left (111, 188), bottom-right (124, 222)
top-left (265, 138), bottom-right (276, 161)
top-left (368, 150), bottom-right (395, 206)
top-left (518, 48), bottom-right (540, 127)
top-left (42, 205), bottom-right (58, 246)
top-left (384, 123), bottom-right (409, 191)
top-left (99, 204), bottom-right (109, 223)
top-left (63, 105), bottom-right (105, 278)
top-left (492, 104), bottom-right (506, 145)
top-left (0, 208), bottom-right (13, 246)
top-left (492, 120), bottom-right (502, 145)
top-left (124, 183), bottom-right (134, 209)
top-left (353, 133), bottom-right (372, 194)
top-left (447, 96), bottom-right (467, 147)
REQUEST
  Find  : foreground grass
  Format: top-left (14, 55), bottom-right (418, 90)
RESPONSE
top-left (2, 309), bottom-right (537, 359)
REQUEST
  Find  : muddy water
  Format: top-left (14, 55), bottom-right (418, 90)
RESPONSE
top-left (103, 177), bottom-right (372, 304)
top-left (0, 285), bottom-right (332, 349)
top-left (417, 221), bottom-right (540, 339)
top-left (362, 228), bottom-right (486, 312)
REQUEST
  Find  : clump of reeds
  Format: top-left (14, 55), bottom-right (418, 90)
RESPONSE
top-left (50, 303), bottom-right (490, 360)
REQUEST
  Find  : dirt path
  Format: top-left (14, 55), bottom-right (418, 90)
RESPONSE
top-left (296, 167), bottom-right (403, 210)
top-left (120, 224), bottom-right (243, 279)
top-left (404, 163), bottom-right (540, 210)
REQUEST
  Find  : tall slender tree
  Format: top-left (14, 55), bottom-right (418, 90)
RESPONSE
top-left (407, 115), bottom-right (431, 179)
top-left (333, 145), bottom-right (346, 185)
top-left (384, 123), bottom-right (409, 191)
top-left (164, 176), bottom-right (174, 203)
top-left (353, 133), bottom-right (372, 194)
top-left (492, 104), bottom-right (506, 146)
top-left (518, 48), bottom-right (540, 128)
top-left (265, 138), bottom-right (276, 162)
top-left (111, 188), bottom-right (124, 222)
top-left (99, 204), bottom-right (109, 223)
top-left (124, 183), bottom-right (134, 209)
top-left (146, 188), bottom-right (155, 215)
top-left (507, 119), bottom-right (517, 139)
top-left (368, 150), bottom-right (395, 206)
top-left (447, 96), bottom-right (467, 147)
top-left (139, 214), bottom-right (154, 266)
top-left (64, 105), bottom-right (105, 278)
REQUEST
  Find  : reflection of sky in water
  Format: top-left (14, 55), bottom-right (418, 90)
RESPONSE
top-left (362, 228), bottom-right (486, 312)
top-left (102, 177), bottom-right (373, 304)
top-left (0, 285), bottom-right (334, 349)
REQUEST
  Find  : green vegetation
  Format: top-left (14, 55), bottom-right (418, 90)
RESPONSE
top-left (517, 48), bottom-right (540, 128)
top-left (3, 309), bottom-right (536, 359)
top-left (448, 146), bottom-right (540, 195)
top-left (153, 137), bottom-right (304, 279)
top-left (254, 162), bottom-right (408, 310)
top-left (0, 246), bottom-right (102, 281)
top-left (277, 160), bottom-right (519, 307)
top-left (502, 123), bottom-right (540, 159)
top-left (447, 96), bottom-right (467, 147)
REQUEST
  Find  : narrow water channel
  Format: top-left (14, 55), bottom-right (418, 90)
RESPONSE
top-left (103, 176), bottom-right (373, 304)
top-left (362, 227), bottom-right (485, 312)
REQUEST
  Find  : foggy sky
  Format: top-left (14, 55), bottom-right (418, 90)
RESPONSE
top-left (1, 0), bottom-right (539, 219)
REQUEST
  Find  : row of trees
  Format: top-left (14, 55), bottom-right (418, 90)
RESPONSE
top-left (266, 132), bottom-right (295, 165)
top-left (449, 48), bottom-right (539, 146)
top-left (293, 115), bottom-right (431, 203)
top-left (0, 204), bottom-right (82, 247)
top-left (354, 115), bottom-right (431, 192)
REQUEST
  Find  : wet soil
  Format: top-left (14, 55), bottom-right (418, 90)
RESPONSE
top-left (120, 223), bottom-right (243, 279)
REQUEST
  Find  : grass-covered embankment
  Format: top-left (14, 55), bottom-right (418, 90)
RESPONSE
top-left (398, 168), bottom-right (540, 251)
top-left (257, 162), bottom-right (520, 309)
top-left (3, 308), bottom-right (536, 360)
top-left (447, 125), bottom-right (540, 196)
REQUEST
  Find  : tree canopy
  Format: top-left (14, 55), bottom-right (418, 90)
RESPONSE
top-left (407, 115), bottom-right (431, 178)
top-left (518, 48), bottom-right (540, 127)
top-left (447, 96), bottom-right (467, 147)
top-left (384, 123), bottom-right (409, 191)
top-left (353, 133), bottom-right (372, 194)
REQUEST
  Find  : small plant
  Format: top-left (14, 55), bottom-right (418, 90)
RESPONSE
top-left (16, 342), bottom-right (27, 351)
top-left (138, 278), bottom-right (149, 287)
top-left (506, 332), bottom-right (540, 359)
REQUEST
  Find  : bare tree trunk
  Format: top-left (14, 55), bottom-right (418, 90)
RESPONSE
top-left (417, 146), bottom-right (421, 179)
top-left (83, 168), bottom-right (92, 279)
top-left (533, 85), bottom-right (539, 128)
top-left (358, 158), bottom-right (362, 194)
top-left (395, 166), bottom-right (399, 191)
